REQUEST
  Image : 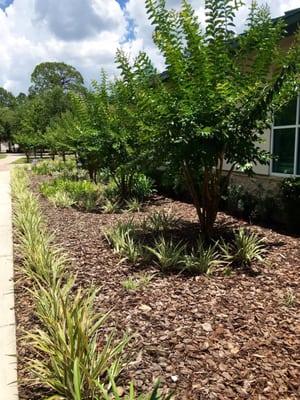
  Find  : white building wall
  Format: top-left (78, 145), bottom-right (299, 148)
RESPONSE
top-left (223, 128), bottom-right (271, 176)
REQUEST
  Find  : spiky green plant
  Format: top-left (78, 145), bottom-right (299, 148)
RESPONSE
top-left (102, 199), bottom-right (121, 214)
top-left (125, 198), bottom-right (143, 213)
top-left (104, 220), bottom-right (143, 263)
top-left (182, 239), bottom-right (222, 275)
top-left (48, 190), bottom-right (75, 208)
top-left (122, 273), bottom-right (155, 292)
top-left (28, 284), bottom-right (129, 400)
top-left (144, 210), bottom-right (178, 232)
top-left (146, 236), bottom-right (185, 271)
top-left (12, 168), bottom-right (172, 399)
top-left (219, 229), bottom-right (265, 267)
top-left (98, 375), bottom-right (173, 400)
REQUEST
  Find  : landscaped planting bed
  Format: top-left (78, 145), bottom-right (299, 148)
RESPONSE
top-left (13, 171), bottom-right (300, 400)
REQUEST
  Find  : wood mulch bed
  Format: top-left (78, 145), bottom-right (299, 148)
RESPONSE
top-left (14, 175), bottom-right (300, 400)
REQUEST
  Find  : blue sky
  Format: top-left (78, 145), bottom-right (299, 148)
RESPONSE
top-left (0, 0), bottom-right (299, 94)
top-left (0, 0), bottom-right (13, 10)
top-left (1, 0), bottom-right (128, 11)
top-left (117, 0), bottom-right (128, 9)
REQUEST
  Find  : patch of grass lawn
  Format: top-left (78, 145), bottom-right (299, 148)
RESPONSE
top-left (0, 154), bottom-right (7, 160)
top-left (12, 157), bottom-right (29, 164)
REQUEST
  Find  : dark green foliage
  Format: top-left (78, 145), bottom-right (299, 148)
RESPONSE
top-left (0, 87), bottom-right (15, 108)
top-left (280, 178), bottom-right (300, 232)
top-left (29, 61), bottom-right (84, 95)
top-left (120, 0), bottom-right (300, 236)
top-left (224, 183), bottom-right (278, 223)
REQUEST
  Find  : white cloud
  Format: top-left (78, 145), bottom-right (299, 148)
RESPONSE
top-left (0, 0), bottom-right (299, 94)
top-left (0, 0), bottom-right (127, 94)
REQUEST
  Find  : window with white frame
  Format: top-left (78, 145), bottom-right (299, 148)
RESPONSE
top-left (272, 95), bottom-right (300, 176)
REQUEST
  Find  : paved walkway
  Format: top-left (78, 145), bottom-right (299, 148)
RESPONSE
top-left (0, 154), bottom-right (21, 399)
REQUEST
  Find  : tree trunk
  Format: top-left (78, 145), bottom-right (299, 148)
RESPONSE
top-left (183, 161), bottom-right (204, 226)
top-left (183, 162), bottom-right (220, 238)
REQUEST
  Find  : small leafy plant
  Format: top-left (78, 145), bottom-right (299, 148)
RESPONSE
top-left (48, 190), bottom-right (75, 208)
top-left (40, 178), bottom-right (103, 211)
top-left (99, 376), bottom-right (173, 400)
top-left (220, 229), bottom-right (265, 268)
top-left (125, 198), bottom-right (143, 213)
top-left (104, 220), bottom-right (143, 263)
top-left (32, 158), bottom-right (77, 176)
top-left (144, 210), bottom-right (178, 232)
top-left (122, 273), bottom-right (154, 292)
top-left (182, 239), bottom-right (222, 275)
top-left (282, 288), bottom-right (296, 307)
top-left (102, 199), bottom-right (121, 214)
top-left (146, 236), bottom-right (185, 271)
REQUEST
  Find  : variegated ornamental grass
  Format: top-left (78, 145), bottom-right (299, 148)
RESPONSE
top-left (12, 168), bottom-right (172, 400)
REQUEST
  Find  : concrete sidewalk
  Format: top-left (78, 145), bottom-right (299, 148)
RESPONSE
top-left (0, 168), bottom-right (19, 398)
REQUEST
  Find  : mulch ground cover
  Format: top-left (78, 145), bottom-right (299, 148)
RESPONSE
top-left (14, 175), bottom-right (300, 399)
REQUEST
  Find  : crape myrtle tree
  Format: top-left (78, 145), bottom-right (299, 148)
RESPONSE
top-left (48, 65), bottom-right (152, 198)
top-left (122, 0), bottom-right (300, 236)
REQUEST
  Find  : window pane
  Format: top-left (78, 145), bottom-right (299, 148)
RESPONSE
top-left (273, 128), bottom-right (295, 174)
top-left (274, 97), bottom-right (297, 126)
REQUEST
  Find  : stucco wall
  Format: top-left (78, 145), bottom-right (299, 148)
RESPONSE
top-left (223, 128), bottom-right (271, 176)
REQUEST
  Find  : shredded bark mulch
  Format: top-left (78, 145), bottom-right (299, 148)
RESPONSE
top-left (14, 176), bottom-right (300, 400)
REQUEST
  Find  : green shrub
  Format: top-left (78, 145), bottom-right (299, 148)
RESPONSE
top-left (131, 174), bottom-right (155, 201)
top-left (224, 183), bottom-right (279, 224)
top-left (32, 158), bottom-right (77, 176)
top-left (48, 190), bottom-right (75, 208)
top-left (280, 178), bottom-right (300, 232)
top-left (146, 236), bottom-right (185, 271)
top-left (219, 229), bottom-right (265, 268)
top-left (104, 173), bottom-right (154, 203)
top-left (40, 179), bottom-right (103, 210)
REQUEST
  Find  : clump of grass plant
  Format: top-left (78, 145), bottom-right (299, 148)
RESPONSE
top-left (104, 220), bottom-right (143, 263)
top-left (48, 190), bottom-right (75, 208)
top-left (146, 236), bottom-right (185, 272)
top-left (102, 199), bottom-right (121, 214)
top-left (219, 228), bottom-right (265, 268)
top-left (182, 239), bottom-right (222, 275)
top-left (144, 210), bottom-right (179, 232)
top-left (282, 288), bottom-right (296, 307)
top-left (40, 178), bottom-right (103, 211)
top-left (28, 282), bottom-right (129, 399)
top-left (125, 198), bottom-right (143, 213)
top-left (122, 273), bottom-right (155, 292)
top-left (99, 377), bottom-right (173, 400)
top-left (32, 158), bottom-right (77, 177)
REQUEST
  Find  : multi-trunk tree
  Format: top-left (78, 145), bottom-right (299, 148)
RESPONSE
top-left (120, 0), bottom-right (300, 236)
